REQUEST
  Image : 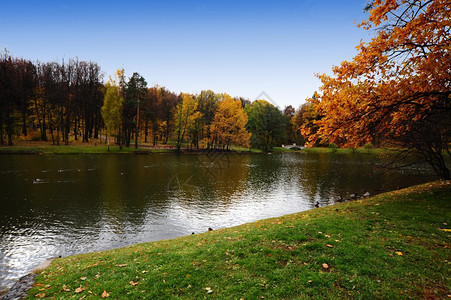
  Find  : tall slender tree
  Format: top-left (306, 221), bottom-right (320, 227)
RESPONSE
top-left (102, 78), bottom-right (123, 151)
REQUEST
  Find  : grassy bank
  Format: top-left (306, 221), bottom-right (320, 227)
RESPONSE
top-left (26, 181), bottom-right (450, 299)
top-left (0, 141), bottom-right (264, 154)
top-left (0, 141), bottom-right (169, 154)
top-left (300, 147), bottom-right (389, 155)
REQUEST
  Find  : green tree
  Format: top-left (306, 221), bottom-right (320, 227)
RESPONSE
top-left (124, 72), bottom-right (147, 148)
top-left (245, 100), bottom-right (287, 151)
top-left (196, 90), bottom-right (219, 147)
top-left (101, 79), bottom-right (123, 151)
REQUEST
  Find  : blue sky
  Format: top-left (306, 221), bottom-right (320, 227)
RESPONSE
top-left (0, 0), bottom-right (372, 108)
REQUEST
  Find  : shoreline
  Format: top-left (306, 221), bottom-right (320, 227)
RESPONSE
top-left (3, 180), bottom-right (449, 299)
top-left (0, 143), bottom-right (388, 155)
top-left (0, 258), bottom-right (57, 299)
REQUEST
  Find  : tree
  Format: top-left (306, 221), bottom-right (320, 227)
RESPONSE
top-left (101, 78), bottom-right (123, 151)
top-left (174, 93), bottom-right (201, 151)
top-left (157, 87), bottom-right (178, 144)
top-left (210, 94), bottom-right (251, 149)
top-left (0, 51), bottom-right (20, 145)
top-left (283, 105), bottom-right (296, 144)
top-left (300, 93), bottom-right (326, 147)
top-left (196, 90), bottom-right (219, 147)
top-left (309, 0), bottom-right (450, 179)
top-left (124, 72), bottom-right (147, 148)
top-left (245, 100), bottom-right (287, 150)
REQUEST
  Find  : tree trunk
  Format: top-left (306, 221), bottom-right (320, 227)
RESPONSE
top-left (144, 119), bottom-right (148, 143)
top-left (135, 94), bottom-right (139, 149)
top-left (7, 113), bottom-right (13, 146)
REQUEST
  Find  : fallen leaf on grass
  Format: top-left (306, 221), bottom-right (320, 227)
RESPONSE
top-left (395, 251), bottom-right (403, 256)
top-left (35, 293), bottom-right (45, 298)
top-left (130, 281), bottom-right (139, 286)
top-left (101, 290), bottom-right (110, 298)
top-left (80, 276), bottom-right (87, 281)
top-left (62, 284), bottom-right (70, 292)
top-left (322, 263), bottom-right (329, 269)
top-left (205, 287), bottom-right (213, 294)
top-left (441, 228), bottom-right (451, 232)
top-left (326, 244), bottom-right (334, 248)
top-left (116, 264), bottom-right (128, 267)
top-left (75, 286), bottom-right (86, 293)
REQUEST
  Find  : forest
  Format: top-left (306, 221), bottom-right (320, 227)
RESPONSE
top-left (0, 0), bottom-right (449, 179)
top-left (0, 51), bottom-right (311, 151)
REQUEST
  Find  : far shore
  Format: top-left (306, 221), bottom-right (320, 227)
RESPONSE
top-left (0, 140), bottom-right (389, 155)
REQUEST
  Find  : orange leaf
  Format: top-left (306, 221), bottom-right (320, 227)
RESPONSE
top-left (322, 263), bottom-right (329, 269)
top-left (75, 286), bottom-right (86, 293)
top-left (101, 290), bottom-right (110, 298)
top-left (129, 281), bottom-right (138, 286)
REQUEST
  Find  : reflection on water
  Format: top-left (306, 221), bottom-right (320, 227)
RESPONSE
top-left (0, 152), bottom-right (437, 290)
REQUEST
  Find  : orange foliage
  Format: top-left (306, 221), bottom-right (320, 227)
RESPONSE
top-left (308, 0), bottom-right (451, 178)
top-left (210, 94), bottom-right (251, 149)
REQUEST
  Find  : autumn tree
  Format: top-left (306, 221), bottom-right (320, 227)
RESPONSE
top-left (245, 100), bottom-right (287, 150)
top-left (300, 93), bottom-right (326, 147)
top-left (174, 93), bottom-right (201, 151)
top-left (291, 105), bottom-right (308, 146)
top-left (309, 0), bottom-right (450, 179)
top-left (101, 77), bottom-right (123, 151)
top-left (210, 94), bottom-right (251, 149)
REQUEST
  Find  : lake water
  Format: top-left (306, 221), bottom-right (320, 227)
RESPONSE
top-left (0, 152), bottom-right (437, 291)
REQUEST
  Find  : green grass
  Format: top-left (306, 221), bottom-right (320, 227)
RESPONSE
top-left (0, 144), bottom-right (258, 155)
top-left (26, 181), bottom-right (450, 299)
top-left (0, 145), bottom-right (174, 154)
top-left (302, 147), bottom-right (389, 155)
top-left (0, 142), bottom-right (394, 155)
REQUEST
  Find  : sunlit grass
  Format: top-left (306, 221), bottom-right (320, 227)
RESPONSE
top-left (27, 181), bottom-right (450, 299)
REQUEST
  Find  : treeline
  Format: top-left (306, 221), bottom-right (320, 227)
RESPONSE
top-left (0, 50), bottom-right (318, 150)
top-left (0, 51), bottom-right (103, 145)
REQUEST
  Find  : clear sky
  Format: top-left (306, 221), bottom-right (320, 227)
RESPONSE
top-left (0, 0), bottom-right (373, 108)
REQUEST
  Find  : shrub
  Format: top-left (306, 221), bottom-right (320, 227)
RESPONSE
top-left (328, 143), bottom-right (338, 152)
top-left (363, 143), bottom-right (374, 153)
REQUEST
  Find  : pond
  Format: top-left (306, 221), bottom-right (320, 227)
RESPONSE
top-left (0, 152), bottom-right (437, 290)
